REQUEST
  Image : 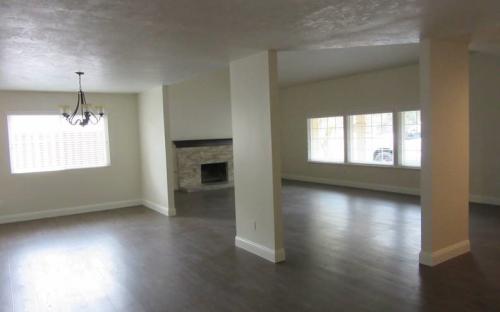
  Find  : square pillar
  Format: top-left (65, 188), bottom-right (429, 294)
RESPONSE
top-left (162, 86), bottom-right (177, 216)
top-left (229, 51), bottom-right (285, 263)
top-left (419, 38), bottom-right (470, 266)
top-left (138, 86), bottom-right (176, 217)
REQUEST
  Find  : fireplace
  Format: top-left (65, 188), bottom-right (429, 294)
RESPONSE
top-left (174, 139), bottom-right (234, 192)
top-left (201, 162), bottom-right (228, 184)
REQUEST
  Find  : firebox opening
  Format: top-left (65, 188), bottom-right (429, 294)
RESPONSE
top-left (201, 162), bottom-right (228, 184)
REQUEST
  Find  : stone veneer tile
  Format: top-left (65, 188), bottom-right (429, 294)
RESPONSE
top-left (176, 145), bottom-right (234, 191)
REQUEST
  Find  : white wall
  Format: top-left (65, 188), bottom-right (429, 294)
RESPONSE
top-left (0, 91), bottom-right (142, 221)
top-left (280, 53), bottom-right (500, 204)
top-left (138, 86), bottom-right (175, 215)
top-left (168, 69), bottom-right (232, 140)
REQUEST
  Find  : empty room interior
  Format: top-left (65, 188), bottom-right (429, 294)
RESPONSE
top-left (1, 1), bottom-right (500, 311)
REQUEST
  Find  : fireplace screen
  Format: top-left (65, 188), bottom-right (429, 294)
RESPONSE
top-left (201, 162), bottom-right (228, 184)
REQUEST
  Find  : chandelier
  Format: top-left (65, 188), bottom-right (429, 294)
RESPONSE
top-left (61, 72), bottom-right (104, 126)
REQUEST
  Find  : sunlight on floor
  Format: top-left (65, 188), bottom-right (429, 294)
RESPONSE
top-left (9, 235), bottom-right (128, 311)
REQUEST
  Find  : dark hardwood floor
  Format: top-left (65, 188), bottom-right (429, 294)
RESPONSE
top-left (0, 180), bottom-right (499, 311)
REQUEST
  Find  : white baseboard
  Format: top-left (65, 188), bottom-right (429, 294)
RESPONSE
top-left (142, 199), bottom-right (176, 217)
top-left (419, 240), bottom-right (471, 266)
top-left (282, 173), bottom-right (419, 196)
top-left (0, 199), bottom-right (142, 225)
top-left (235, 236), bottom-right (286, 263)
top-left (282, 173), bottom-right (500, 206)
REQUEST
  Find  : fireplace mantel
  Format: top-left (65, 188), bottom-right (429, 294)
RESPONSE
top-left (173, 138), bottom-right (232, 148)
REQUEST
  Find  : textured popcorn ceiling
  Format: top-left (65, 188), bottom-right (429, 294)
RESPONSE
top-left (0, 0), bottom-right (498, 92)
top-left (278, 43), bottom-right (419, 87)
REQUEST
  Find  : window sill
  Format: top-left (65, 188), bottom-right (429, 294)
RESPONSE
top-left (10, 164), bottom-right (112, 175)
top-left (307, 160), bottom-right (420, 170)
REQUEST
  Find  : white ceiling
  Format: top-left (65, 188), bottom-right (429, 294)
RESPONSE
top-left (278, 43), bottom-right (419, 87)
top-left (0, 0), bottom-right (499, 92)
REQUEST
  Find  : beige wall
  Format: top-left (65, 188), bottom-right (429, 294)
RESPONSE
top-left (138, 86), bottom-right (175, 215)
top-left (230, 51), bottom-right (285, 262)
top-left (168, 69), bottom-right (232, 140)
top-left (166, 69), bottom-right (232, 189)
top-left (0, 91), bottom-right (141, 219)
top-left (470, 53), bottom-right (500, 202)
top-left (280, 65), bottom-right (421, 193)
top-left (419, 39), bottom-right (470, 265)
top-left (279, 53), bottom-right (500, 204)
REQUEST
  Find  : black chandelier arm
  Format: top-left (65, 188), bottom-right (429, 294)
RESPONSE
top-left (64, 94), bottom-right (83, 125)
top-left (90, 112), bottom-right (104, 125)
top-left (64, 92), bottom-right (81, 118)
top-left (62, 71), bottom-right (104, 127)
top-left (80, 92), bottom-right (85, 117)
top-left (75, 92), bottom-right (81, 116)
top-left (65, 111), bottom-right (82, 125)
top-left (81, 90), bottom-right (86, 104)
top-left (66, 112), bottom-right (84, 126)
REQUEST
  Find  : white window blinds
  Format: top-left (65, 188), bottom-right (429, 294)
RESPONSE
top-left (7, 115), bottom-right (110, 174)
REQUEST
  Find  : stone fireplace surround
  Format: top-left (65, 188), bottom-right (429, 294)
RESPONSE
top-left (174, 139), bottom-right (234, 192)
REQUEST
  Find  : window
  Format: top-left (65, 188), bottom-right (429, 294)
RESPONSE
top-left (308, 116), bottom-right (344, 163)
top-left (348, 113), bottom-right (394, 165)
top-left (306, 111), bottom-right (421, 169)
top-left (7, 115), bottom-right (110, 174)
top-left (400, 110), bottom-right (421, 167)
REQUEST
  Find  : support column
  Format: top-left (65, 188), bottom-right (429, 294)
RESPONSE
top-left (162, 86), bottom-right (177, 216)
top-left (229, 51), bottom-right (285, 263)
top-left (419, 38), bottom-right (470, 266)
top-left (138, 86), bottom-right (176, 217)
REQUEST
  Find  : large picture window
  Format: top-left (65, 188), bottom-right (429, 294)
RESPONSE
top-left (348, 113), bottom-right (394, 165)
top-left (7, 115), bottom-right (110, 174)
top-left (308, 116), bottom-right (344, 163)
top-left (306, 111), bottom-right (420, 169)
top-left (400, 110), bottom-right (421, 167)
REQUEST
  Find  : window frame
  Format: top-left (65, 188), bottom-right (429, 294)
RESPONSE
top-left (307, 116), bottom-right (345, 164)
top-left (398, 110), bottom-right (422, 169)
top-left (347, 112), bottom-right (395, 167)
top-left (306, 110), bottom-right (421, 170)
top-left (6, 112), bottom-right (111, 175)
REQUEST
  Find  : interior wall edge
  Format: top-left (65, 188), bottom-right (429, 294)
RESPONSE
top-left (142, 199), bottom-right (176, 216)
top-left (419, 240), bottom-right (471, 267)
top-left (235, 236), bottom-right (286, 263)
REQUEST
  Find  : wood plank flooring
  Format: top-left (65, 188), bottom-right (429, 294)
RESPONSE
top-left (0, 180), bottom-right (499, 311)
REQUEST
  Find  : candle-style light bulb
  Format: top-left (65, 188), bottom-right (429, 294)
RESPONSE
top-left (59, 105), bottom-right (70, 117)
top-left (95, 105), bottom-right (104, 115)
